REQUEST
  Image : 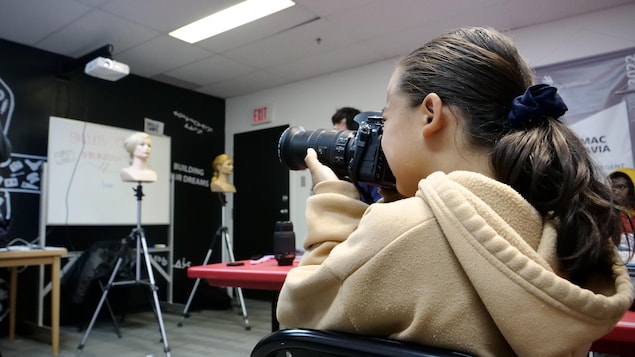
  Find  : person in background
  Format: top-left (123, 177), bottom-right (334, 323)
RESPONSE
top-left (331, 107), bottom-right (361, 131)
top-left (609, 168), bottom-right (635, 275)
top-left (609, 168), bottom-right (635, 233)
top-left (210, 153), bottom-right (236, 193)
top-left (120, 132), bottom-right (157, 182)
top-left (277, 27), bottom-right (633, 356)
top-left (331, 107), bottom-right (382, 204)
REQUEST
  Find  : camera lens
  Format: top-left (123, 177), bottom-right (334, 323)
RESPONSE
top-left (278, 126), bottom-right (355, 179)
top-left (273, 220), bottom-right (295, 266)
top-left (275, 221), bottom-right (293, 231)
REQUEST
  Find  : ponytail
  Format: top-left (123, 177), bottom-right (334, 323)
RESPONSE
top-left (492, 120), bottom-right (621, 284)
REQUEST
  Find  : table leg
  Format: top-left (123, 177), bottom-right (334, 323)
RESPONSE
top-left (271, 292), bottom-right (280, 331)
top-left (51, 256), bottom-right (61, 356)
top-left (9, 267), bottom-right (17, 340)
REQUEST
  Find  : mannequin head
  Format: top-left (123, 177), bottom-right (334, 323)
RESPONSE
top-left (123, 132), bottom-right (152, 162)
top-left (120, 132), bottom-right (156, 182)
top-left (212, 153), bottom-right (233, 181)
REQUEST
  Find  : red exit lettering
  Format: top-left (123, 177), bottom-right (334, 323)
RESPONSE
top-left (252, 107), bottom-right (268, 124)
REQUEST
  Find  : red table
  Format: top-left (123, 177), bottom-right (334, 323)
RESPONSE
top-left (188, 258), bottom-right (298, 330)
top-left (188, 258), bottom-right (297, 290)
top-left (189, 259), bottom-right (635, 353)
top-left (590, 309), bottom-right (635, 356)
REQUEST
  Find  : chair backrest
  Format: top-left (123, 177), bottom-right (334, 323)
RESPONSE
top-left (250, 328), bottom-right (476, 357)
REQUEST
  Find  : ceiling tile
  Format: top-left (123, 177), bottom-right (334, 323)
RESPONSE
top-left (267, 42), bottom-right (385, 81)
top-left (100, 0), bottom-right (241, 32)
top-left (116, 35), bottom-right (212, 77)
top-left (77, 0), bottom-right (110, 6)
top-left (0, 0), bottom-right (89, 46)
top-left (222, 17), bottom-right (358, 69)
top-left (294, 0), bottom-right (374, 16)
top-left (165, 55), bottom-right (256, 86)
top-left (321, 0), bottom-right (458, 41)
top-left (37, 9), bottom-right (159, 57)
top-left (198, 70), bottom-right (287, 98)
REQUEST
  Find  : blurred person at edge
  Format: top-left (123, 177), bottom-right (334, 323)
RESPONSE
top-left (609, 168), bottom-right (635, 269)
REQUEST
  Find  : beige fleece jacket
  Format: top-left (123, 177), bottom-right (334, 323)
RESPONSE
top-left (276, 171), bottom-right (633, 357)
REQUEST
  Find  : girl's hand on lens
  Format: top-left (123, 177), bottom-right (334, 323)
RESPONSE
top-left (305, 148), bottom-right (338, 187)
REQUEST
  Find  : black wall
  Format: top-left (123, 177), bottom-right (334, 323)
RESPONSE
top-left (0, 38), bottom-right (226, 324)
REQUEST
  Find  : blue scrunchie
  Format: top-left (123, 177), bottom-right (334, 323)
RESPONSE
top-left (507, 84), bottom-right (568, 128)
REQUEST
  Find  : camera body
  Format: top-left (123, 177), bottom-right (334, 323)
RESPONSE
top-left (278, 112), bottom-right (395, 189)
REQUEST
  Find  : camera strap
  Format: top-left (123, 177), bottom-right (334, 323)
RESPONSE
top-left (349, 125), bottom-right (371, 185)
top-left (355, 182), bottom-right (375, 204)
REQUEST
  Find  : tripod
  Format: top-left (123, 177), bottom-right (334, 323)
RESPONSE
top-left (76, 183), bottom-right (171, 356)
top-left (178, 193), bottom-right (250, 330)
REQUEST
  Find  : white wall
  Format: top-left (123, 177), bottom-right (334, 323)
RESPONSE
top-left (225, 3), bottom-right (635, 249)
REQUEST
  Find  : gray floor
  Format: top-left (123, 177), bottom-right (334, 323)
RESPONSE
top-left (0, 297), bottom-right (272, 357)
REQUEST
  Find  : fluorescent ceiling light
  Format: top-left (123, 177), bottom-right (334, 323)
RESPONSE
top-left (169, 0), bottom-right (295, 44)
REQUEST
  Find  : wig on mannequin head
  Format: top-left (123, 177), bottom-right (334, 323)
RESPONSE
top-left (212, 153), bottom-right (232, 181)
top-left (123, 132), bottom-right (151, 158)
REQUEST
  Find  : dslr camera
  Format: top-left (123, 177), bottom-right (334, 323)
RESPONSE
top-left (278, 112), bottom-right (395, 189)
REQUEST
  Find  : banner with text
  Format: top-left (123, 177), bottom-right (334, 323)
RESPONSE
top-left (534, 48), bottom-right (635, 177)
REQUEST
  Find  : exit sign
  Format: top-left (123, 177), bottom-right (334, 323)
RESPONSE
top-left (252, 105), bottom-right (272, 125)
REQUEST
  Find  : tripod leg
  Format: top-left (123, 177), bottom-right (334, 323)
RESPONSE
top-left (98, 280), bottom-right (122, 338)
top-left (76, 256), bottom-right (125, 353)
top-left (177, 277), bottom-right (202, 327)
top-left (234, 287), bottom-right (251, 331)
top-left (178, 249), bottom-right (213, 327)
top-left (138, 230), bottom-right (171, 356)
top-left (222, 228), bottom-right (250, 330)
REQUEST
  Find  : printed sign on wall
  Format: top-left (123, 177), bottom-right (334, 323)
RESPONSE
top-left (534, 48), bottom-right (635, 176)
top-left (252, 105), bottom-right (272, 125)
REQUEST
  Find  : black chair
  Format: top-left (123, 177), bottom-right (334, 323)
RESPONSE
top-left (250, 328), bottom-right (476, 357)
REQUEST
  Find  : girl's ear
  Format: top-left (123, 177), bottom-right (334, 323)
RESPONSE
top-left (421, 93), bottom-right (445, 138)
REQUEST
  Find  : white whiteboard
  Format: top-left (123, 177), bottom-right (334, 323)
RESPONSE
top-left (47, 116), bottom-right (171, 225)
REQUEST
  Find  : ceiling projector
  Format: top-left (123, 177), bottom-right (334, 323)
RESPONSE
top-left (84, 56), bottom-right (129, 81)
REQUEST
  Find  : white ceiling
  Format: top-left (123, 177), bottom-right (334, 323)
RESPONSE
top-left (1, 0), bottom-right (634, 99)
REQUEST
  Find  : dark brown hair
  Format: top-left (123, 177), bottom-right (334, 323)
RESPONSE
top-left (331, 107), bottom-right (361, 130)
top-left (397, 27), bottom-right (621, 285)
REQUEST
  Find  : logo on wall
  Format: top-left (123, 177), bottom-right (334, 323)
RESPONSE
top-left (172, 110), bottom-right (214, 135)
top-left (0, 76), bottom-right (46, 236)
top-left (172, 162), bottom-right (209, 188)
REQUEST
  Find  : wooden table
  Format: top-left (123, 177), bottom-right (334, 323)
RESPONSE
top-left (0, 247), bottom-right (67, 356)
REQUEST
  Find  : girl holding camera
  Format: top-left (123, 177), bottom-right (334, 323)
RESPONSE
top-left (276, 27), bottom-right (633, 356)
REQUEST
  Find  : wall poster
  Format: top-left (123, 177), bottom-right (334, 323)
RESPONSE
top-left (534, 47), bottom-right (635, 177)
